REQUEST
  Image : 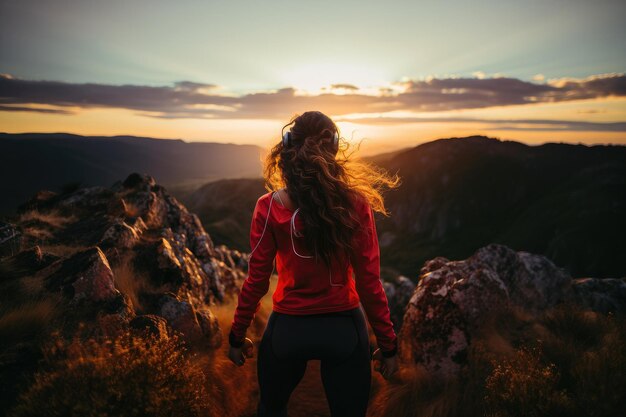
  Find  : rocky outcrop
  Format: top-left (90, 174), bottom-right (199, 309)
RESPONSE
top-left (0, 245), bottom-right (58, 279)
top-left (398, 243), bottom-right (621, 377)
top-left (43, 247), bottom-right (120, 303)
top-left (570, 277), bottom-right (626, 314)
top-left (159, 293), bottom-right (222, 347)
top-left (5, 173), bottom-right (248, 349)
top-left (383, 275), bottom-right (416, 329)
top-left (0, 222), bottom-right (21, 258)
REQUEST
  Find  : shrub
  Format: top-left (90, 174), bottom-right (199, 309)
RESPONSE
top-left (10, 329), bottom-right (213, 417)
top-left (569, 312), bottom-right (626, 417)
top-left (484, 344), bottom-right (573, 417)
top-left (367, 304), bottom-right (626, 417)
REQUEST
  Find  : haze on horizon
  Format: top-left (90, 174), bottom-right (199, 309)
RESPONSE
top-left (1, 0), bottom-right (625, 156)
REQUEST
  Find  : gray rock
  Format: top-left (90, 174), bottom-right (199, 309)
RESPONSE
top-left (383, 275), bottom-right (416, 329)
top-left (400, 243), bottom-right (572, 377)
top-left (0, 222), bottom-right (22, 258)
top-left (43, 246), bottom-right (121, 303)
top-left (159, 293), bottom-right (222, 346)
top-left (100, 220), bottom-right (140, 249)
top-left (569, 277), bottom-right (626, 314)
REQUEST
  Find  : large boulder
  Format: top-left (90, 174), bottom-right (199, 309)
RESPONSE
top-left (460, 244), bottom-right (572, 312)
top-left (43, 246), bottom-right (121, 303)
top-left (399, 243), bottom-right (572, 377)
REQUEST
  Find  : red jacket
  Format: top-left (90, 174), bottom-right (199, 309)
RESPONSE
top-left (229, 191), bottom-right (398, 355)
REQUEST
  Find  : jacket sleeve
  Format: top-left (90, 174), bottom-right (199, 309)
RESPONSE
top-left (350, 199), bottom-right (398, 357)
top-left (229, 195), bottom-right (277, 347)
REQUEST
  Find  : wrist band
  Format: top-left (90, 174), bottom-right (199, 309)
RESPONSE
top-left (381, 339), bottom-right (398, 357)
top-left (381, 346), bottom-right (397, 358)
top-left (229, 330), bottom-right (245, 348)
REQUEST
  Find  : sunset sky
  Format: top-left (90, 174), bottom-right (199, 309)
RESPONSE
top-left (1, 0), bottom-right (625, 155)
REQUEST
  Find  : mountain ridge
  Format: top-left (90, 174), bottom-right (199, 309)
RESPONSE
top-left (0, 132), bottom-right (266, 215)
top-left (177, 134), bottom-right (626, 279)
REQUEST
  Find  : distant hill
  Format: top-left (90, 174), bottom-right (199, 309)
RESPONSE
top-left (368, 135), bottom-right (626, 279)
top-left (182, 135), bottom-right (626, 279)
top-left (3, 133), bottom-right (624, 278)
top-left (175, 177), bottom-right (268, 250)
top-left (0, 132), bottom-right (265, 216)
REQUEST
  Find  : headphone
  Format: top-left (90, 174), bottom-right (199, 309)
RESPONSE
top-left (283, 129), bottom-right (339, 148)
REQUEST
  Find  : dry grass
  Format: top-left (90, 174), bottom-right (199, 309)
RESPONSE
top-left (0, 297), bottom-right (60, 349)
top-left (537, 305), bottom-right (626, 417)
top-left (18, 209), bottom-right (77, 229)
top-left (38, 244), bottom-right (86, 258)
top-left (484, 345), bottom-right (572, 417)
top-left (18, 209), bottom-right (79, 246)
top-left (18, 273), bottom-right (46, 294)
top-left (211, 273), bottom-right (277, 339)
top-left (366, 303), bottom-right (626, 417)
top-left (19, 226), bottom-right (53, 240)
top-left (0, 266), bottom-right (62, 349)
top-left (368, 364), bottom-right (461, 417)
top-left (6, 268), bottom-right (623, 417)
top-left (6, 276), bottom-right (279, 417)
top-left (110, 253), bottom-right (151, 313)
top-left (195, 274), bottom-right (279, 415)
top-left (123, 200), bottom-right (144, 218)
top-left (9, 329), bottom-right (216, 417)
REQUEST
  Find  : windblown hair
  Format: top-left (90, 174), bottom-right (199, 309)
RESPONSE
top-left (263, 110), bottom-right (401, 270)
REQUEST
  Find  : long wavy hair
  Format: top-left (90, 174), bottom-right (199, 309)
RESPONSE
top-left (263, 110), bottom-right (401, 270)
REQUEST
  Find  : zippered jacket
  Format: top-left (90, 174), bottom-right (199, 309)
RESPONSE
top-left (229, 191), bottom-right (398, 357)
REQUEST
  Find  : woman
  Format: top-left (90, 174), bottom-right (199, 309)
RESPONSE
top-left (227, 110), bottom-right (401, 417)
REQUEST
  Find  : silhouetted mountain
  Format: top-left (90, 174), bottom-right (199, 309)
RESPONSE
top-left (181, 135), bottom-right (625, 279)
top-left (0, 132), bottom-right (265, 216)
top-left (368, 135), bottom-right (626, 279)
top-left (5, 133), bottom-right (624, 279)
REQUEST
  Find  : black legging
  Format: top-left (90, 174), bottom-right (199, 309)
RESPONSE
top-left (256, 306), bottom-right (372, 417)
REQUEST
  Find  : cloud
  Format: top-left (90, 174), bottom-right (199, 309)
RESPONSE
top-left (173, 81), bottom-right (219, 92)
top-left (329, 83), bottom-right (359, 90)
top-left (1, 72), bottom-right (625, 120)
top-left (546, 72), bottom-right (626, 99)
top-left (333, 116), bottom-right (626, 132)
top-left (0, 105), bottom-right (74, 114)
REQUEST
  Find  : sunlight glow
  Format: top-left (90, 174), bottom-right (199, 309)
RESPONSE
top-left (279, 63), bottom-right (389, 95)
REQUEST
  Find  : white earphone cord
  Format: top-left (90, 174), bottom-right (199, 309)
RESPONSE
top-left (249, 191), bottom-right (344, 287)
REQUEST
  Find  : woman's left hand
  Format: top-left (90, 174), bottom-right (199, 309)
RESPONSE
top-left (228, 337), bottom-right (254, 367)
top-left (372, 348), bottom-right (399, 380)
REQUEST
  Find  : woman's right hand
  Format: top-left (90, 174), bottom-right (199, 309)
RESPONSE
top-left (227, 337), bottom-right (254, 366)
top-left (372, 348), bottom-right (399, 380)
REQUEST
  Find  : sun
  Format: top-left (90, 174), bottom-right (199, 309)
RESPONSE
top-left (278, 63), bottom-right (388, 95)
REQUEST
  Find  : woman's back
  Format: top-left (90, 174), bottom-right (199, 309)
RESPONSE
top-left (227, 110), bottom-right (400, 417)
